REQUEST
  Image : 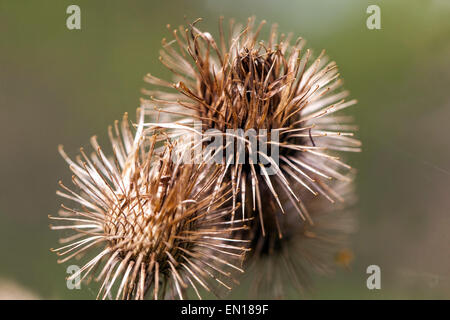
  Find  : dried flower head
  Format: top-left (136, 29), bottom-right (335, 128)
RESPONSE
top-left (141, 17), bottom-right (360, 296)
top-left (244, 176), bottom-right (356, 298)
top-left (142, 17), bottom-right (359, 240)
top-left (142, 17), bottom-right (359, 226)
top-left (50, 112), bottom-right (249, 299)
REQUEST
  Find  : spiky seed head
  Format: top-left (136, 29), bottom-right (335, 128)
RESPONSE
top-left (50, 112), bottom-right (249, 300)
top-left (244, 175), bottom-right (357, 298)
top-left (142, 17), bottom-right (359, 238)
top-left (141, 17), bottom-right (360, 296)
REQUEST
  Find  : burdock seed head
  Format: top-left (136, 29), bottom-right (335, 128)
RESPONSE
top-left (141, 17), bottom-right (360, 297)
top-left (142, 16), bottom-right (360, 237)
top-left (245, 174), bottom-right (357, 298)
top-left (50, 111), bottom-right (249, 300)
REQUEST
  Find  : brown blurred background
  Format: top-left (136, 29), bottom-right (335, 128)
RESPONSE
top-left (1, 0), bottom-right (450, 299)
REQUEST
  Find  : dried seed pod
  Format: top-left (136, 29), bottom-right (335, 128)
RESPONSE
top-left (142, 17), bottom-right (359, 234)
top-left (243, 175), bottom-right (357, 298)
top-left (142, 17), bottom-right (360, 296)
top-left (50, 112), bottom-right (249, 299)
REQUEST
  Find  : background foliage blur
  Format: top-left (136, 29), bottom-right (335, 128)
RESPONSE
top-left (1, 0), bottom-right (450, 299)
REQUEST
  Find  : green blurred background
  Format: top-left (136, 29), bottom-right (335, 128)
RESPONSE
top-left (1, 0), bottom-right (450, 299)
